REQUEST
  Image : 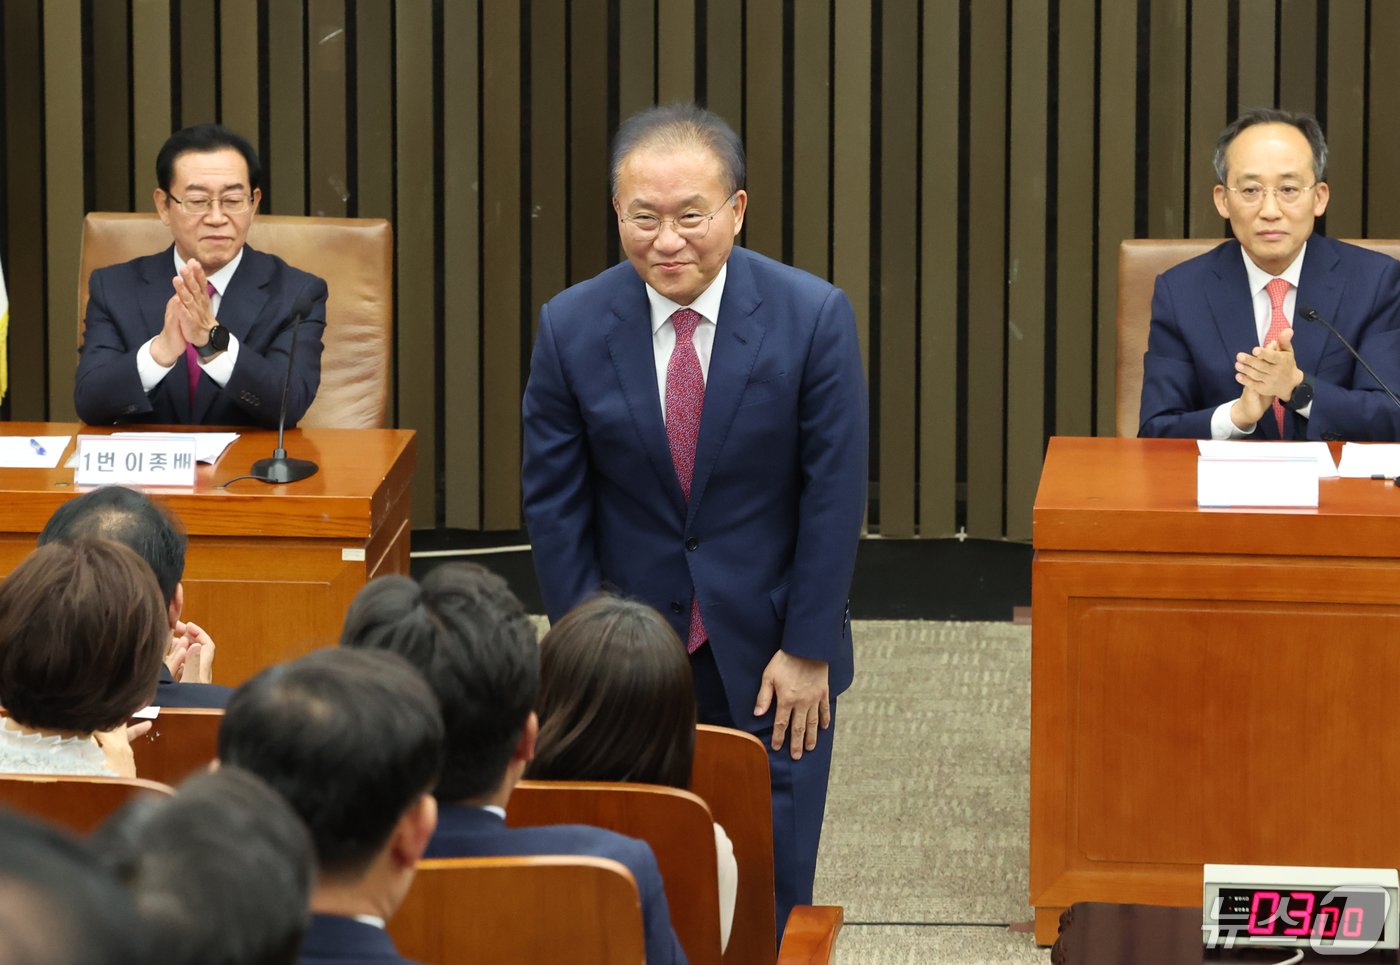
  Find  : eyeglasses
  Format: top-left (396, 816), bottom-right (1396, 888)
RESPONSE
top-left (166, 193), bottom-right (254, 215)
top-left (617, 193), bottom-right (738, 240)
top-left (1224, 183), bottom-right (1317, 209)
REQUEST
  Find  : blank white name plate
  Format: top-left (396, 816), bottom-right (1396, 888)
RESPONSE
top-left (74, 434), bottom-right (198, 487)
top-left (1197, 456), bottom-right (1319, 508)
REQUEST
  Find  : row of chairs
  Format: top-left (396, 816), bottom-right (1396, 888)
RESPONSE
top-left (0, 712), bottom-right (841, 965)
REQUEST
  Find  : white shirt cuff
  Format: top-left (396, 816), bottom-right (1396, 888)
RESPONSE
top-left (1211, 401), bottom-right (1257, 440)
top-left (137, 337), bottom-right (177, 393)
top-left (197, 333), bottom-right (240, 386)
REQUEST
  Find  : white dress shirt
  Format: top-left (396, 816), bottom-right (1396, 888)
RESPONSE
top-left (136, 247), bottom-right (245, 393)
top-left (646, 262), bottom-right (729, 422)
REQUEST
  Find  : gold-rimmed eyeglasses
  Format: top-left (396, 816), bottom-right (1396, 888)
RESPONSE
top-left (166, 193), bottom-right (254, 215)
top-left (617, 193), bottom-right (738, 240)
top-left (1224, 183), bottom-right (1317, 209)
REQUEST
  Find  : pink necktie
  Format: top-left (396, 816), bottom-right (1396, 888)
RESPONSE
top-left (1264, 278), bottom-right (1290, 436)
top-left (185, 281), bottom-right (217, 405)
top-left (666, 308), bottom-right (707, 653)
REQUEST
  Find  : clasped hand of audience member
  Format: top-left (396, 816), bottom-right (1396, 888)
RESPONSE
top-left (754, 650), bottom-right (830, 760)
top-left (167, 620), bottom-right (217, 685)
top-left (151, 258), bottom-right (218, 366)
top-left (1232, 327), bottom-right (1305, 429)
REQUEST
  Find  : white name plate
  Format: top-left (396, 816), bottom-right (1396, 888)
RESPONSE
top-left (1197, 455), bottom-right (1318, 508)
top-left (74, 435), bottom-right (198, 487)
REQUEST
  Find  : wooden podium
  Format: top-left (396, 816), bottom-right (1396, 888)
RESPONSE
top-left (0, 422), bottom-right (415, 687)
top-left (1031, 436), bottom-right (1400, 945)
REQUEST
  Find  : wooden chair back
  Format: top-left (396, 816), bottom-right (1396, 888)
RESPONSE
top-left (389, 855), bottom-right (646, 965)
top-left (1115, 237), bottom-right (1400, 437)
top-left (129, 707), bottom-right (223, 787)
top-left (0, 773), bottom-right (173, 834)
top-left (508, 779), bottom-right (722, 965)
top-left (78, 211), bottom-right (394, 428)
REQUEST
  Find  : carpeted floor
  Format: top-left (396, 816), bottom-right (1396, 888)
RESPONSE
top-left (814, 620), bottom-right (1047, 963)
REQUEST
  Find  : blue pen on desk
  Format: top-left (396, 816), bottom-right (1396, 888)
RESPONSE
top-left (28, 438), bottom-right (46, 457)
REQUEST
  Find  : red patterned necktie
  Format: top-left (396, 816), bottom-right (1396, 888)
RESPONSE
top-left (1264, 277), bottom-right (1290, 436)
top-left (185, 281), bottom-right (217, 405)
top-left (666, 307), bottom-right (707, 653)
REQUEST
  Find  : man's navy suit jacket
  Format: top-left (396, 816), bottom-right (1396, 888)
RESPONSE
top-left (521, 245), bottom-right (869, 730)
top-left (297, 914), bottom-right (420, 965)
top-left (75, 244), bottom-right (327, 427)
top-left (153, 665), bottom-right (233, 708)
top-left (1139, 234), bottom-right (1400, 440)
top-left (426, 804), bottom-right (687, 965)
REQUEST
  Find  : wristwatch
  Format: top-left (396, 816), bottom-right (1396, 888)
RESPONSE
top-left (1287, 373), bottom-right (1315, 412)
top-left (195, 324), bottom-right (230, 360)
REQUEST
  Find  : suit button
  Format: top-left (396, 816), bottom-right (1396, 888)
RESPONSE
top-left (685, 537), bottom-right (699, 551)
top-left (670, 601), bottom-right (683, 614)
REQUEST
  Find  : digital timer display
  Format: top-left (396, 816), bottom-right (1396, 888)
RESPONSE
top-left (1216, 887), bottom-right (1388, 944)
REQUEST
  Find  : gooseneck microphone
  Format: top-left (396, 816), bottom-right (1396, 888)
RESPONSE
top-left (1298, 307), bottom-right (1400, 415)
top-left (251, 295), bottom-right (319, 484)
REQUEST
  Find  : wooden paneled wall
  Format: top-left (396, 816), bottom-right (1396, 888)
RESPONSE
top-left (2, 1), bottom-right (1399, 538)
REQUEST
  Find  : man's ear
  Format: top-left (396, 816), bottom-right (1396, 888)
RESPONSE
top-left (514, 711), bottom-right (539, 765)
top-left (154, 188), bottom-right (172, 226)
top-left (168, 582), bottom-right (185, 630)
top-left (390, 793), bottom-right (438, 871)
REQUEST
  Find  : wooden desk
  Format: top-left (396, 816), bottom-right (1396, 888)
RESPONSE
top-left (0, 422), bottom-right (415, 686)
top-left (1031, 437), bottom-right (1400, 944)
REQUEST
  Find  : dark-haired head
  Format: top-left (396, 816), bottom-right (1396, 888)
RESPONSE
top-left (39, 486), bottom-right (187, 605)
top-left (1213, 108), bottom-right (1328, 185)
top-left (526, 595), bottom-right (696, 789)
top-left (156, 124), bottom-right (261, 193)
top-left (95, 767), bottom-right (314, 965)
top-left (0, 539), bottom-right (167, 732)
top-left (339, 563), bottom-right (539, 803)
top-left (610, 103), bottom-right (746, 198)
top-left (218, 648), bottom-right (444, 880)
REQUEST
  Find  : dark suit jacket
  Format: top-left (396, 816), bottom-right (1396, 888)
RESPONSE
top-left (297, 914), bottom-right (420, 965)
top-left (427, 804), bottom-right (687, 965)
top-left (75, 244), bottom-right (327, 427)
top-left (521, 246), bottom-right (869, 729)
top-left (1139, 234), bottom-right (1400, 440)
top-left (153, 665), bottom-right (233, 708)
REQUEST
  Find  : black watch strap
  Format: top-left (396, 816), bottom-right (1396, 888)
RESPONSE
top-left (195, 324), bottom-right (229, 359)
top-left (1287, 374), bottom-right (1315, 412)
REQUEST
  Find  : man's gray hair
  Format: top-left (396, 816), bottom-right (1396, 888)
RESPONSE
top-left (610, 103), bottom-right (746, 198)
top-left (1213, 108), bottom-right (1328, 185)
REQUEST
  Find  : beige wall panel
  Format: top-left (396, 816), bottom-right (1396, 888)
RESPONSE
top-left (1005, 0), bottom-right (1048, 541)
top-left (1236, 0), bottom-right (1277, 111)
top-left (1368, 5), bottom-right (1400, 236)
top-left (1324, 4), bottom-right (1363, 237)
top-left (219, 0), bottom-right (260, 143)
top-left (42, 0), bottom-right (83, 420)
top-left (920, 0), bottom-right (959, 536)
top-left (744, 1), bottom-right (783, 261)
top-left (482, 2), bottom-right (522, 530)
top-left (443, 0), bottom-right (481, 530)
top-left (1146, 0), bottom-right (1186, 238)
top-left (832, 2), bottom-right (871, 375)
top-left (618, 0), bottom-right (656, 121)
top-left (791, 2), bottom-right (830, 280)
top-left (1055, 0), bottom-right (1095, 439)
top-left (132, 0), bottom-right (173, 215)
top-left (877, 0), bottom-right (917, 538)
top-left (395, 1), bottom-right (437, 528)
top-left (705, 0), bottom-right (743, 130)
top-left (657, 0), bottom-right (696, 103)
top-left (355, 0), bottom-right (393, 220)
top-left (530, 0), bottom-right (568, 325)
top-left (569, 0), bottom-right (610, 284)
top-left (307, 0), bottom-right (349, 219)
top-left (179, 0), bottom-right (217, 127)
top-left (266, 1), bottom-right (306, 214)
top-left (1097, 0), bottom-right (1137, 435)
top-left (1278, 0), bottom-right (1317, 112)
top-left (91, 1), bottom-right (132, 210)
top-left (1188, 2), bottom-right (1227, 237)
top-left (965, 0), bottom-right (1007, 538)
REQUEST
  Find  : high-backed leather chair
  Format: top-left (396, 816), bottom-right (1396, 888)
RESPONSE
top-left (1115, 238), bottom-right (1400, 438)
top-left (0, 773), bottom-right (174, 834)
top-left (78, 212), bottom-right (393, 429)
top-left (389, 855), bottom-right (647, 964)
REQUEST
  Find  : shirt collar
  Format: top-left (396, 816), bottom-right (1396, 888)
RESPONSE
top-left (480, 804), bottom-right (507, 820)
top-left (1241, 240), bottom-right (1306, 297)
top-left (647, 262), bottom-right (729, 335)
top-left (350, 915), bottom-right (387, 930)
top-left (171, 245), bottom-right (245, 297)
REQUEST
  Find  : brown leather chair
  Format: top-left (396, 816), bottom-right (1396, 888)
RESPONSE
top-left (389, 855), bottom-right (647, 965)
top-left (128, 707), bottom-right (222, 787)
top-left (78, 212), bottom-right (393, 428)
top-left (0, 773), bottom-right (174, 834)
top-left (1115, 238), bottom-right (1400, 438)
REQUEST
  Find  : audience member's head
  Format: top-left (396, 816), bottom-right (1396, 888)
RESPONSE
top-left (339, 562), bottom-right (539, 804)
top-left (0, 539), bottom-right (167, 733)
top-left (218, 648), bottom-right (442, 917)
top-left (526, 595), bottom-right (696, 788)
top-left (0, 809), bottom-right (148, 965)
top-left (39, 485), bottom-right (187, 617)
top-left (95, 767), bottom-right (314, 965)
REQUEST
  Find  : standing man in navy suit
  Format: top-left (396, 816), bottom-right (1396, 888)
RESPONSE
top-left (522, 104), bottom-right (869, 936)
top-left (75, 124), bottom-right (326, 427)
top-left (1140, 108), bottom-right (1400, 440)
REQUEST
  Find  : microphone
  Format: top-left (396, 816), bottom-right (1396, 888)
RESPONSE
top-left (251, 294), bottom-right (319, 484)
top-left (1298, 308), bottom-right (1400, 415)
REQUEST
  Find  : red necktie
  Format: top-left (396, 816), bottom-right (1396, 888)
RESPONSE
top-left (665, 308), bottom-right (707, 653)
top-left (1264, 278), bottom-right (1290, 436)
top-left (185, 281), bottom-right (217, 405)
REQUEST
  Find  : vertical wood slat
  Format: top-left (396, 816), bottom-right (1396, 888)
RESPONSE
top-left (1004, 0), bottom-right (1048, 541)
top-left (877, 0), bottom-right (918, 538)
top-left (179, 0), bottom-right (217, 127)
top-left (1367, 4), bottom-right (1400, 236)
top-left (656, 0), bottom-right (696, 104)
top-left (920, 0), bottom-right (959, 537)
top-left (91, 0), bottom-right (131, 211)
top-left (43, 0), bottom-right (83, 422)
top-left (442, 0), bottom-right (480, 530)
top-left (1277, 0), bottom-right (1318, 112)
top-left (568, 0), bottom-right (609, 284)
top-left (307, 0), bottom-right (349, 218)
top-left (395, 0), bottom-right (437, 529)
top-left (743, 1), bottom-right (783, 261)
top-left (481, 2), bottom-right (522, 529)
top-left (703, 0), bottom-right (743, 130)
top-left (617, 0), bottom-right (655, 123)
top-left (1055, 0), bottom-right (1095, 441)
top-left (790, 1), bottom-right (830, 280)
top-left (266, 0), bottom-right (305, 214)
top-left (1146, 0), bottom-right (1187, 238)
top-left (1235, 0), bottom-right (1277, 112)
top-left (530, 0), bottom-right (568, 326)
top-left (4, 0), bottom-right (47, 417)
top-left (1097, 0), bottom-right (1138, 436)
top-left (830, 2), bottom-right (871, 387)
top-left (1188, 2), bottom-right (1228, 237)
top-left (219, 0), bottom-right (260, 144)
top-left (132, 0), bottom-right (173, 210)
top-left (354, 0), bottom-right (393, 221)
top-left (964, 0), bottom-right (1008, 536)
top-left (1324, 3), bottom-right (1364, 237)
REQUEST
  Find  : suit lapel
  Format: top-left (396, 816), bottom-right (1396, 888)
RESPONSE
top-left (191, 246), bottom-right (274, 423)
top-left (1291, 235), bottom-right (1343, 378)
top-left (135, 249), bottom-right (197, 421)
top-left (1206, 241), bottom-right (1260, 366)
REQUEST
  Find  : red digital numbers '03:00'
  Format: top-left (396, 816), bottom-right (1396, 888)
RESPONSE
top-left (1248, 891), bottom-right (1367, 939)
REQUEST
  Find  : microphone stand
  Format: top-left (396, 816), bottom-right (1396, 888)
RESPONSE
top-left (251, 304), bottom-right (318, 484)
